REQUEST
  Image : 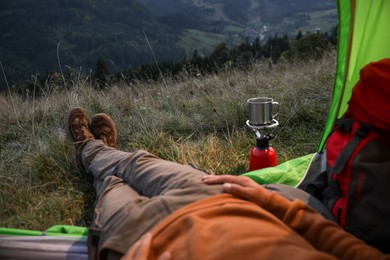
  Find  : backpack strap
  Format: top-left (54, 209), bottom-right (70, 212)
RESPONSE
top-left (322, 119), bottom-right (371, 211)
top-left (331, 120), bottom-right (371, 174)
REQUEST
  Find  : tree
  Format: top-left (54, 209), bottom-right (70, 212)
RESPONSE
top-left (253, 37), bottom-right (261, 57)
top-left (296, 31), bottom-right (303, 40)
top-left (94, 58), bottom-right (110, 88)
top-left (209, 43), bottom-right (230, 70)
top-left (262, 35), bottom-right (290, 62)
top-left (290, 33), bottom-right (332, 60)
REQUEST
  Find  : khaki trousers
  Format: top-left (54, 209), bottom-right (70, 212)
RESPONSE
top-left (82, 140), bottom-right (223, 259)
top-left (82, 140), bottom-right (334, 259)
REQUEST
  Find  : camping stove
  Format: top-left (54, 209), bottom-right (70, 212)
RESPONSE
top-left (246, 97), bottom-right (279, 171)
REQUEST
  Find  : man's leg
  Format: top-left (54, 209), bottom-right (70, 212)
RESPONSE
top-left (85, 113), bottom-right (221, 198)
top-left (82, 142), bottom-right (223, 257)
top-left (82, 141), bottom-right (220, 197)
top-left (66, 109), bottom-right (222, 256)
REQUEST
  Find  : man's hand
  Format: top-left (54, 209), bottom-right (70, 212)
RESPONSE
top-left (202, 175), bottom-right (271, 207)
top-left (121, 233), bottom-right (171, 260)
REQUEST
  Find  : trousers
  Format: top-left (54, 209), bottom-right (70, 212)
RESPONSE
top-left (81, 140), bottom-right (333, 259)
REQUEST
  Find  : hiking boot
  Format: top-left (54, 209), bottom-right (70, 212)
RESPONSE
top-left (66, 107), bottom-right (94, 169)
top-left (90, 113), bottom-right (117, 148)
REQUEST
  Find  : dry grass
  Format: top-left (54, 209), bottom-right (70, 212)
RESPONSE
top-left (0, 52), bottom-right (335, 230)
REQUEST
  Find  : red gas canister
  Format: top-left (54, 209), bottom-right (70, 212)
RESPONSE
top-left (249, 134), bottom-right (277, 171)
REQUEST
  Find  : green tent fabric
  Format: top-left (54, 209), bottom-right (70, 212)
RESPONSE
top-left (246, 0), bottom-right (390, 186)
top-left (244, 153), bottom-right (314, 186)
top-left (0, 225), bottom-right (88, 259)
top-left (0, 225), bottom-right (88, 237)
top-left (319, 0), bottom-right (390, 151)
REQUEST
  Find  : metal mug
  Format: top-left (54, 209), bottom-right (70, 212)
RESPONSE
top-left (247, 97), bottom-right (279, 126)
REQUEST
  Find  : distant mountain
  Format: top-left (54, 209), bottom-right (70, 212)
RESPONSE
top-left (139, 0), bottom-right (336, 33)
top-left (0, 0), bottom-right (185, 86)
top-left (0, 0), bottom-right (337, 87)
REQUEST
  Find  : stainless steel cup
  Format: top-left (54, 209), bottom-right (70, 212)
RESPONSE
top-left (247, 97), bottom-right (279, 126)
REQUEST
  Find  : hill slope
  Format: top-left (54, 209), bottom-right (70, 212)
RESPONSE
top-left (0, 0), bottom-right (185, 85)
top-left (0, 0), bottom-right (336, 87)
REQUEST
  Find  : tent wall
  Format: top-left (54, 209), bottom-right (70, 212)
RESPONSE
top-left (0, 225), bottom-right (88, 259)
top-left (246, 0), bottom-right (390, 187)
top-left (319, 0), bottom-right (390, 151)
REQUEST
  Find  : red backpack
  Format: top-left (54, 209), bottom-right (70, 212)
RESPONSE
top-left (307, 58), bottom-right (390, 253)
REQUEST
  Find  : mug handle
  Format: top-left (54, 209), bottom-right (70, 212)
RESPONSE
top-left (272, 102), bottom-right (279, 119)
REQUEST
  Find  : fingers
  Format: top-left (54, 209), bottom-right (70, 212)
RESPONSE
top-left (203, 174), bottom-right (255, 198)
top-left (121, 233), bottom-right (152, 260)
top-left (202, 175), bottom-right (253, 186)
top-left (122, 233), bottom-right (172, 260)
top-left (221, 182), bottom-right (236, 193)
top-left (158, 251), bottom-right (172, 260)
top-left (121, 241), bottom-right (141, 260)
top-left (203, 175), bottom-right (272, 207)
top-left (137, 233), bottom-right (152, 258)
top-left (222, 182), bottom-right (253, 199)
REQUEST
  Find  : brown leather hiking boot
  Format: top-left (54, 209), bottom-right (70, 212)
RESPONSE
top-left (90, 113), bottom-right (117, 148)
top-left (66, 107), bottom-right (94, 169)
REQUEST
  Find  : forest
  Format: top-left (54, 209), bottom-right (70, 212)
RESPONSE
top-left (0, 0), bottom-right (336, 90)
top-left (9, 29), bottom-right (337, 95)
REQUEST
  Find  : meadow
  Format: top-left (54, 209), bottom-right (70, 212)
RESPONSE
top-left (0, 52), bottom-right (335, 230)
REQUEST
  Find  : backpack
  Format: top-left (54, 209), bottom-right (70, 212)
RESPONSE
top-left (306, 58), bottom-right (390, 253)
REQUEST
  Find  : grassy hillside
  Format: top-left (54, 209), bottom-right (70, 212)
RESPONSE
top-left (0, 52), bottom-right (335, 230)
top-left (180, 29), bottom-right (244, 57)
